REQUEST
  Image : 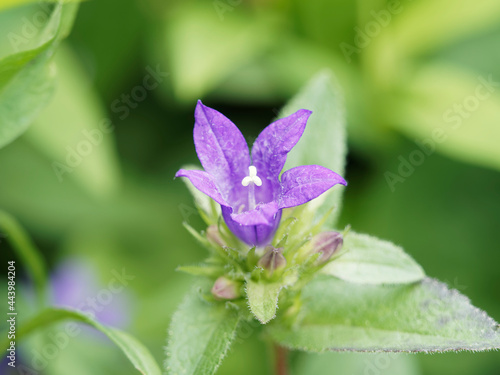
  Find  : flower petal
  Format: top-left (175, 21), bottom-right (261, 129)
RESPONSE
top-left (278, 165), bottom-right (347, 209)
top-left (251, 109), bottom-right (312, 183)
top-left (230, 201), bottom-right (280, 226)
top-left (194, 101), bottom-right (250, 203)
top-left (175, 169), bottom-right (229, 207)
top-left (222, 205), bottom-right (282, 246)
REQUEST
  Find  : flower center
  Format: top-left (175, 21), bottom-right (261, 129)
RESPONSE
top-left (241, 166), bottom-right (262, 187)
top-left (241, 166), bottom-right (261, 211)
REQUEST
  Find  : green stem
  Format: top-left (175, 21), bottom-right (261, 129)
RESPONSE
top-left (274, 343), bottom-right (289, 375)
top-left (0, 210), bottom-right (47, 306)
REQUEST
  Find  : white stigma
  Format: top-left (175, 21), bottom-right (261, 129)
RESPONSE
top-left (241, 166), bottom-right (262, 187)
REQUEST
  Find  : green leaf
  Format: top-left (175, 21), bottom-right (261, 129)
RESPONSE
top-left (281, 71), bottom-right (347, 227)
top-left (3, 307), bottom-right (162, 375)
top-left (165, 284), bottom-right (241, 375)
top-left (25, 44), bottom-right (122, 197)
top-left (322, 232), bottom-right (425, 284)
top-left (0, 210), bottom-right (47, 304)
top-left (268, 275), bottom-right (500, 352)
top-left (163, 2), bottom-right (275, 102)
top-left (385, 0), bottom-right (500, 58)
top-left (0, 2), bottom-right (78, 149)
top-left (246, 280), bottom-right (283, 324)
top-left (390, 63), bottom-right (500, 172)
top-left (0, 0), bottom-right (80, 12)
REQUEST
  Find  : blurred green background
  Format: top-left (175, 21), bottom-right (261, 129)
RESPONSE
top-left (1, 0), bottom-right (500, 374)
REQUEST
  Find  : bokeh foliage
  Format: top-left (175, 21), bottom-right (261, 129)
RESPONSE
top-left (1, 0), bottom-right (500, 374)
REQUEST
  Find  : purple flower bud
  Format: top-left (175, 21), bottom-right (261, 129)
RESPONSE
top-left (206, 225), bottom-right (225, 247)
top-left (211, 276), bottom-right (240, 300)
top-left (258, 246), bottom-right (287, 277)
top-left (312, 231), bottom-right (343, 264)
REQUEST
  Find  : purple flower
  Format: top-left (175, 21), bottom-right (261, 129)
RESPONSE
top-left (176, 101), bottom-right (347, 246)
top-left (50, 258), bottom-right (131, 329)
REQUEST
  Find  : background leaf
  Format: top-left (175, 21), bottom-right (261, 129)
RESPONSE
top-left (281, 71), bottom-right (347, 227)
top-left (163, 2), bottom-right (276, 102)
top-left (0, 2), bottom-right (78, 149)
top-left (25, 44), bottom-right (122, 197)
top-left (0, 0), bottom-right (81, 12)
top-left (165, 284), bottom-right (241, 375)
top-left (3, 307), bottom-right (162, 375)
top-left (268, 275), bottom-right (500, 353)
top-left (322, 231), bottom-right (425, 284)
top-left (389, 62), bottom-right (500, 172)
top-left (385, 0), bottom-right (500, 59)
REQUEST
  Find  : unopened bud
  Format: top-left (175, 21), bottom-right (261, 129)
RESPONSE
top-left (312, 231), bottom-right (343, 264)
top-left (258, 246), bottom-right (286, 277)
top-left (211, 276), bottom-right (240, 300)
top-left (206, 225), bottom-right (225, 247)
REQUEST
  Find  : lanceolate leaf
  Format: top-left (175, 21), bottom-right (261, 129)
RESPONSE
top-left (280, 71), bottom-right (347, 227)
top-left (322, 232), bottom-right (425, 284)
top-left (165, 284), bottom-right (241, 375)
top-left (4, 308), bottom-right (162, 375)
top-left (0, 2), bottom-right (78, 149)
top-left (268, 275), bottom-right (500, 353)
top-left (246, 280), bottom-right (283, 324)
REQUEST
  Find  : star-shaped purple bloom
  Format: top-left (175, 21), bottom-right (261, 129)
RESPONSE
top-left (176, 101), bottom-right (347, 246)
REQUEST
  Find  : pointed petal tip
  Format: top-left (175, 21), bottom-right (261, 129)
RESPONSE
top-left (297, 108), bottom-right (313, 117)
top-left (195, 100), bottom-right (212, 119)
top-left (173, 169), bottom-right (229, 207)
top-left (285, 108), bottom-right (313, 123)
top-left (174, 168), bottom-right (187, 179)
top-left (195, 100), bottom-right (206, 115)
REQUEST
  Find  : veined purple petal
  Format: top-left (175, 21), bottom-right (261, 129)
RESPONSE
top-left (278, 165), bottom-right (347, 209)
top-left (175, 169), bottom-right (229, 207)
top-left (251, 109), bottom-right (312, 203)
top-left (230, 201), bottom-right (279, 226)
top-left (222, 206), bottom-right (282, 246)
top-left (194, 101), bottom-right (250, 203)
